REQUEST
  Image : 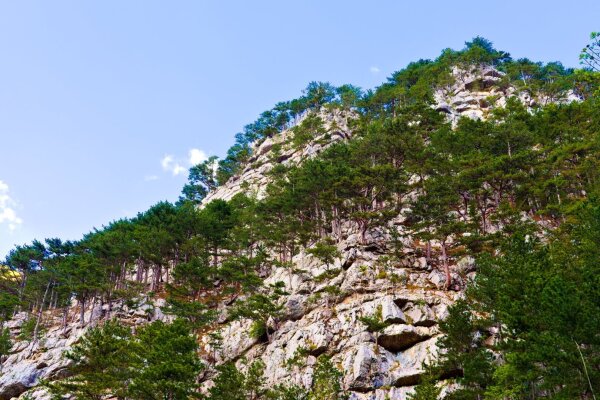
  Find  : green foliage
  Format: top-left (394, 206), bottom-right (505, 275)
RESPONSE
top-left (358, 305), bottom-right (389, 334)
top-left (0, 289), bottom-right (20, 322)
top-left (580, 32), bottom-right (600, 71)
top-left (462, 36), bottom-right (511, 66)
top-left (47, 319), bottom-right (134, 399)
top-left (18, 317), bottom-right (38, 341)
top-left (435, 301), bottom-right (494, 399)
top-left (308, 355), bottom-right (347, 400)
top-left (314, 269), bottom-right (341, 283)
top-left (244, 359), bottom-right (267, 400)
top-left (358, 305), bottom-right (390, 349)
top-left (48, 319), bottom-right (202, 400)
top-left (181, 156), bottom-right (219, 204)
top-left (335, 84), bottom-right (363, 109)
top-left (230, 292), bottom-right (283, 342)
top-left (249, 319), bottom-right (268, 340)
top-left (129, 320), bottom-right (203, 400)
top-left (4, 36), bottom-right (600, 399)
top-left (284, 346), bottom-right (311, 369)
top-left (426, 198), bottom-right (600, 398)
top-left (408, 364), bottom-right (442, 400)
top-left (205, 345), bottom-right (310, 399)
top-left (207, 360), bottom-right (266, 400)
top-left (213, 81), bottom-right (353, 184)
top-left (307, 239), bottom-right (340, 271)
top-left (266, 384), bottom-right (308, 400)
top-left (291, 115), bottom-right (327, 149)
top-left (208, 363), bottom-right (247, 400)
top-left (0, 327), bottom-right (11, 369)
top-left (165, 256), bottom-right (217, 328)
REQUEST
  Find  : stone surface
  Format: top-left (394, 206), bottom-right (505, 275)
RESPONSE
top-left (0, 298), bottom-right (166, 400)
top-left (0, 64), bottom-right (581, 399)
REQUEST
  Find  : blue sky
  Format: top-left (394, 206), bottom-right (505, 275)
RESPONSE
top-left (1, 0), bottom-right (598, 257)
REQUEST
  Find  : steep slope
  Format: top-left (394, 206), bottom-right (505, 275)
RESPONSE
top-left (0, 41), bottom-right (595, 400)
top-left (189, 67), bottom-right (526, 399)
top-left (204, 108), bottom-right (355, 203)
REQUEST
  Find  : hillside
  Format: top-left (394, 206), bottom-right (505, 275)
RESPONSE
top-left (1, 37), bottom-right (600, 400)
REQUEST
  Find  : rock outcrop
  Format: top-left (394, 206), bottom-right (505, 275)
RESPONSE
top-left (0, 300), bottom-right (167, 400)
top-left (205, 233), bottom-right (458, 399)
top-left (434, 66), bottom-right (580, 126)
top-left (204, 108), bottom-right (354, 203)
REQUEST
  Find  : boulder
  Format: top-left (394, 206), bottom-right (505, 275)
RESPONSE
top-left (378, 325), bottom-right (432, 353)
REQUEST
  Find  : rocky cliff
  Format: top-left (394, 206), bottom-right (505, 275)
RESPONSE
top-left (0, 64), bottom-right (577, 400)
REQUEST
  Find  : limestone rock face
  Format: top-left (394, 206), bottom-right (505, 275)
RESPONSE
top-left (208, 228), bottom-right (460, 398)
top-left (0, 300), bottom-right (167, 400)
top-left (0, 64), bottom-right (580, 399)
top-left (203, 108), bottom-right (355, 204)
top-left (434, 66), bottom-right (580, 126)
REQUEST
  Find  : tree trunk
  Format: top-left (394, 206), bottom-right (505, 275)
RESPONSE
top-left (359, 220), bottom-right (368, 245)
top-left (441, 242), bottom-right (451, 290)
top-left (62, 308), bottom-right (69, 333)
top-left (265, 321), bottom-right (271, 343)
top-left (79, 298), bottom-right (86, 325)
top-left (33, 280), bottom-right (52, 341)
top-left (426, 241), bottom-right (432, 262)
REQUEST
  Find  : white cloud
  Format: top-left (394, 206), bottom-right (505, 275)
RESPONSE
top-left (144, 175), bottom-right (159, 182)
top-left (370, 66), bottom-right (381, 74)
top-left (173, 164), bottom-right (187, 176)
top-left (161, 155), bottom-right (174, 170)
top-left (160, 148), bottom-right (210, 177)
top-left (160, 154), bottom-right (184, 176)
top-left (0, 180), bottom-right (22, 232)
top-left (189, 148), bottom-right (208, 166)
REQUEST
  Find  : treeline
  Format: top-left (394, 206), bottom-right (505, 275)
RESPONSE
top-left (1, 199), bottom-right (269, 331)
top-left (210, 36), bottom-right (600, 190)
top-left (241, 96), bottom-right (600, 289)
top-left (212, 81), bottom-right (363, 187)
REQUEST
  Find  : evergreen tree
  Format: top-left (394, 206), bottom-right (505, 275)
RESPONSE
top-left (165, 256), bottom-right (216, 329)
top-left (47, 320), bottom-right (134, 400)
top-left (306, 239), bottom-right (340, 271)
top-left (408, 364), bottom-right (441, 400)
top-left (0, 327), bottom-right (11, 373)
top-left (308, 356), bottom-right (346, 400)
top-left (266, 384), bottom-right (308, 400)
top-left (129, 320), bottom-right (203, 400)
top-left (207, 360), bottom-right (266, 400)
top-left (208, 363), bottom-right (247, 400)
top-left (230, 291), bottom-right (283, 342)
top-left (181, 156), bottom-right (219, 204)
top-left (48, 319), bottom-right (202, 400)
top-left (580, 32), bottom-right (600, 71)
top-left (358, 305), bottom-right (390, 349)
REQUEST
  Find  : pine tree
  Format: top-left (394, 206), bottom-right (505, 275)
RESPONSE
top-left (358, 305), bottom-right (390, 349)
top-left (408, 364), bottom-right (441, 400)
top-left (47, 320), bottom-right (134, 400)
top-left (308, 356), bottom-right (347, 400)
top-left (230, 292), bottom-right (283, 342)
top-left (129, 320), bottom-right (203, 400)
top-left (207, 363), bottom-right (247, 400)
top-left (0, 327), bottom-right (11, 373)
top-left (48, 319), bottom-right (202, 400)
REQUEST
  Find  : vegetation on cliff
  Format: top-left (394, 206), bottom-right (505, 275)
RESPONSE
top-left (2, 36), bottom-right (600, 399)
